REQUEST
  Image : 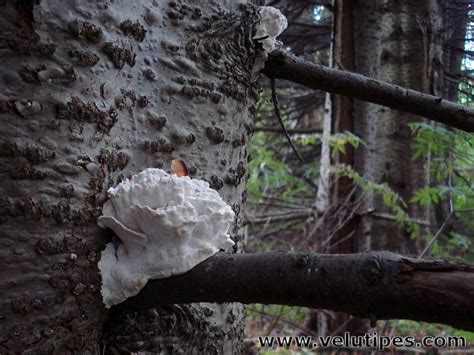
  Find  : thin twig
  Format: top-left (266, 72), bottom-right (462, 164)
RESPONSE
top-left (257, 220), bottom-right (307, 241)
top-left (254, 127), bottom-right (323, 135)
top-left (244, 209), bottom-right (313, 225)
top-left (269, 76), bottom-right (304, 162)
top-left (329, 315), bottom-right (353, 336)
top-left (265, 305), bottom-right (285, 336)
top-left (418, 211), bottom-right (454, 259)
top-left (249, 308), bottom-right (319, 337)
top-left (328, 231), bottom-right (355, 252)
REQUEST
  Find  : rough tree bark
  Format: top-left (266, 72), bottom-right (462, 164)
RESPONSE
top-left (0, 0), bottom-right (259, 353)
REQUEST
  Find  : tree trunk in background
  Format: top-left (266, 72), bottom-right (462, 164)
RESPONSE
top-left (306, 0), bottom-right (367, 336)
top-left (433, 0), bottom-right (469, 226)
top-left (332, 0), bottom-right (355, 222)
top-left (315, 93), bottom-right (332, 216)
top-left (443, 0), bottom-right (468, 102)
top-left (328, 0), bottom-right (370, 335)
top-left (0, 1), bottom-right (258, 353)
top-left (306, 0), bottom-right (446, 337)
top-left (353, 0), bottom-right (444, 254)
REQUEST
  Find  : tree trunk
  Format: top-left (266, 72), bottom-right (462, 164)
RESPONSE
top-left (0, 0), bottom-right (258, 353)
top-left (432, 0), bottom-right (469, 228)
top-left (331, 0), bottom-right (355, 220)
top-left (327, 0), bottom-right (369, 335)
top-left (352, 0), bottom-right (444, 254)
top-left (305, 0), bottom-right (368, 336)
top-left (302, 0), bottom-right (447, 336)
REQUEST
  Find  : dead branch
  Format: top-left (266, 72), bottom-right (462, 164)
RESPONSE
top-left (117, 251), bottom-right (474, 332)
top-left (264, 50), bottom-right (474, 132)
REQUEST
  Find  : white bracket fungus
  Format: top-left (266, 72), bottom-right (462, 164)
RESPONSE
top-left (253, 6), bottom-right (288, 54)
top-left (251, 6), bottom-right (288, 80)
top-left (97, 168), bottom-right (235, 308)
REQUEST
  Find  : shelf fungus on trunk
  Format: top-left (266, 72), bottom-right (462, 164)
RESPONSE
top-left (251, 6), bottom-right (288, 80)
top-left (97, 168), bottom-right (235, 308)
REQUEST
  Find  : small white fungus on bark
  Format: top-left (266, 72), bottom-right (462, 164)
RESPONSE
top-left (97, 168), bottom-right (235, 308)
top-left (251, 6), bottom-right (288, 80)
top-left (253, 6), bottom-right (288, 54)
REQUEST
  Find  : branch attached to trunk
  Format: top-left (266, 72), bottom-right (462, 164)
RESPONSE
top-left (264, 50), bottom-right (474, 132)
top-left (117, 251), bottom-right (474, 331)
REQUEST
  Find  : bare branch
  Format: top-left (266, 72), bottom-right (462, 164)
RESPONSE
top-left (264, 50), bottom-right (474, 132)
top-left (117, 251), bottom-right (474, 331)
